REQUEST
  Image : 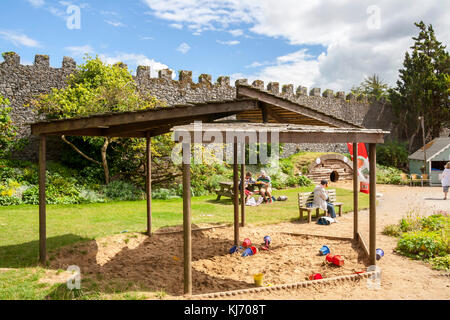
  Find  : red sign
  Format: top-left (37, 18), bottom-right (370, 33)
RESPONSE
top-left (347, 143), bottom-right (370, 194)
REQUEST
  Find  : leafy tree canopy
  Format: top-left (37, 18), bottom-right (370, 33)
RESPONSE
top-left (389, 21), bottom-right (449, 151)
top-left (351, 74), bottom-right (390, 102)
top-left (30, 56), bottom-right (164, 184)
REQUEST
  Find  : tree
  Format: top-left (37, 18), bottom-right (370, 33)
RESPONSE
top-left (31, 56), bottom-right (161, 184)
top-left (389, 21), bottom-right (450, 152)
top-left (0, 95), bottom-right (17, 158)
top-left (351, 74), bottom-right (389, 101)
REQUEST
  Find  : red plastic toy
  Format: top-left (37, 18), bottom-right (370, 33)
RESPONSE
top-left (325, 254), bottom-right (344, 266)
top-left (309, 273), bottom-right (323, 280)
top-left (242, 238), bottom-right (252, 248)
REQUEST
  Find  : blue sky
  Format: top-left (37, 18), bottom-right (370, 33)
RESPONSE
top-left (0, 0), bottom-right (448, 92)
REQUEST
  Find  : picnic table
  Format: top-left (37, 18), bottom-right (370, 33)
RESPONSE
top-left (215, 181), bottom-right (265, 201)
top-left (215, 182), bottom-right (234, 200)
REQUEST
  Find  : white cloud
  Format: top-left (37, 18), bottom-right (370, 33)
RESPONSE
top-left (139, 35), bottom-right (154, 40)
top-left (229, 29), bottom-right (243, 37)
top-left (98, 52), bottom-right (172, 78)
top-left (169, 23), bottom-right (183, 30)
top-left (65, 45), bottom-right (94, 57)
top-left (27, 0), bottom-right (45, 7)
top-left (0, 30), bottom-right (41, 47)
top-left (176, 42), bottom-right (191, 54)
top-left (100, 10), bottom-right (119, 16)
top-left (143, 0), bottom-right (450, 92)
top-left (105, 20), bottom-right (126, 27)
top-left (216, 40), bottom-right (240, 46)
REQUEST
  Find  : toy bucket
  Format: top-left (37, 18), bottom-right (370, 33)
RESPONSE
top-left (242, 238), bottom-right (252, 248)
top-left (319, 245), bottom-right (330, 255)
top-left (229, 245), bottom-right (239, 254)
top-left (309, 273), bottom-right (323, 280)
top-left (332, 255), bottom-right (344, 266)
top-left (253, 273), bottom-right (264, 286)
top-left (263, 236), bottom-right (271, 246)
top-left (376, 248), bottom-right (384, 260)
top-left (326, 254), bottom-right (334, 263)
top-left (242, 247), bottom-right (253, 257)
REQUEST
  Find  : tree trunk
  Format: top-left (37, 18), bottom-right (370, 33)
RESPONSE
top-left (61, 135), bottom-right (101, 166)
top-left (61, 135), bottom-right (110, 185)
top-left (408, 128), bottom-right (420, 153)
top-left (101, 137), bottom-right (110, 185)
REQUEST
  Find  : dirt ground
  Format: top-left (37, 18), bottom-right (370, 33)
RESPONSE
top-left (47, 182), bottom-right (450, 300)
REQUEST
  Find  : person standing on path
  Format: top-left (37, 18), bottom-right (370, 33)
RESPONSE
top-left (441, 162), bottom-right (450, 200)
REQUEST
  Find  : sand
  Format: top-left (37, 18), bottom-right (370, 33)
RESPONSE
top-left (46, 182), bottom-right (450, 299)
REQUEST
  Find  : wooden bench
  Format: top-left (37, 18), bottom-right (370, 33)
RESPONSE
top-left (215, 182), bottom-right (234, 200)
top-left (298, 189), bottom-right (343, 223)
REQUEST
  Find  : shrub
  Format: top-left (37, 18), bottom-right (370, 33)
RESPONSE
top-left (397, 231), bottom-right (448, 259)
top-left (297, 175), bottom-right (313, 187)
top-left (383, 224), bottom-right (402, 237)
top-left (420, 214), bottom-right (449, 232)
top-left (22, 184), bottom-right (81, 205)
top-left (78, 188), bottom-right (105, 204)
top-left (376, 140), bottom-right (409, 170)
top-left (103, 180), bottom-right (143, 201)
top-left (376, 164), bottom-right (404, 185)
top-left (430, 256), bottom-right (450, 271)
top-left (152, 188), bottom-right (179, 200)
top-left (286, 176), bottom-right (298, 187)
top-left (0, 195), bottom-right (22, 206)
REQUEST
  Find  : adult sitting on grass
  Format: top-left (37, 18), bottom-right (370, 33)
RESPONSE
top-left (314, 179), bottom-right (338, 222)
top-left (257, 170), bottom-right (273, 204)
top-left (239, 171), bottom-right (257, 204)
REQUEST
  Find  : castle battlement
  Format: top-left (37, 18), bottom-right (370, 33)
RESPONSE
top-left (0, 52), bottom-right (390, 161)
top-left (1, 52), bottom-right (371, 103)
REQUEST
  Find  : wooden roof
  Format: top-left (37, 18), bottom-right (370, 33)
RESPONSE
top-left (172, 123), bottom-right (388, 144)
top-left (236, 85), bottom-right (361, 128)
top-left (30, 85), bottom-right (363, 138)
top-left (408, 137), bottom-right (450, 161)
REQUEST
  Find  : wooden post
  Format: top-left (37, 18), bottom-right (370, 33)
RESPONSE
top-left (146, 133), bottom-right (152, 236)
top-left (369, 143), bottom-right (377, 265)
top-left (233, 143), bottom-right (239, 245)
top-left (182, 144), bottom-right (192, 295)
top-left (353, 143), bottom-right (358, 240)
top-left (39, 135), bottom-right (46, 265)
top-left (241, 162), bottom-right (245, 227)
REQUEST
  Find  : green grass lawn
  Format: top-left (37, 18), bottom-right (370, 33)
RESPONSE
top-left (0, 186), bottom-right (369, 299)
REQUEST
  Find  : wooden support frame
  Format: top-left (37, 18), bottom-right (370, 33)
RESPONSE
top-left (39, 135), bottom-right (46, 265)
top-left (146, 133), bottom-right (152, 236)
top-left (182, 145), bottom-right (192, 295)
top-left (240, 162), bottom-right (245, 227)
top-left (369, 143), bottom-right (377, 265)
top-left (353, 143), bottom-right (358, 240)
top-left (233, 143), bottom-right (240, 245)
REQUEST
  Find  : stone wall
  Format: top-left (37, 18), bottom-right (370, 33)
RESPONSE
top-left (0, 52), bottom-right (395, 161)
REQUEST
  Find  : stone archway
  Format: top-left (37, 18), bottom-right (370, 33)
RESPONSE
top-left (306, 154), bottom-right (353, 183)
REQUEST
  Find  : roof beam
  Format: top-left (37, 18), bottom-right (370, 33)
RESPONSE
top-left (31, 100), bottom-right (259, 136)
top-left (237, 85), bottom-right (360, 128)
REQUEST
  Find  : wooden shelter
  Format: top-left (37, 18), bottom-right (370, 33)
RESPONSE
top-left (30, 85), bottom-right (388, 295)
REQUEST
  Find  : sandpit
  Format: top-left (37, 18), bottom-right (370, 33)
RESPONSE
top-left (48, 224), bottom-right (368, 297)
